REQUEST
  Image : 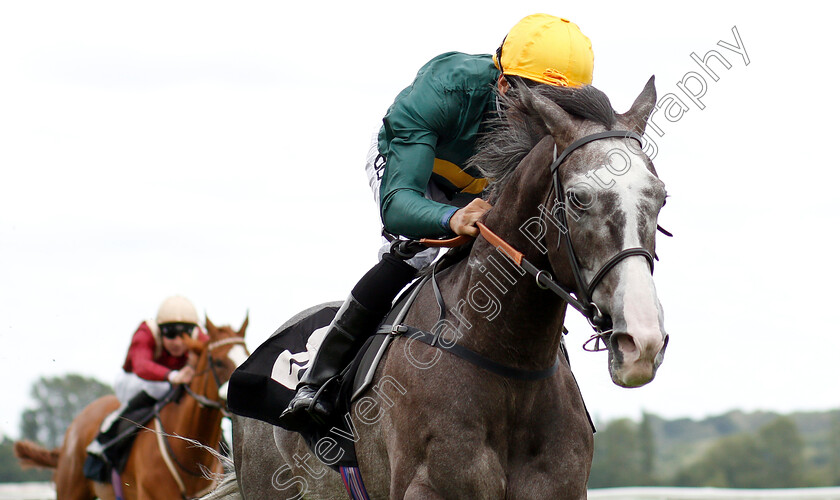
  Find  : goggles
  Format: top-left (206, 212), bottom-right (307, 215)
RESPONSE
top-left (160, 322), bottom-right (196, 339)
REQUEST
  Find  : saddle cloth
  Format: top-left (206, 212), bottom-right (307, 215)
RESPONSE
top-left (227, 300), bottom-right (409, 471)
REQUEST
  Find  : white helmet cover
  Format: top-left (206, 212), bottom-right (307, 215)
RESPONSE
top-left (156, 295), bottom-right (199, 325)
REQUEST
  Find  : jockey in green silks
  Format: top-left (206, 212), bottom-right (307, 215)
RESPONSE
top-left (279, 13), bottom-right (596, 427)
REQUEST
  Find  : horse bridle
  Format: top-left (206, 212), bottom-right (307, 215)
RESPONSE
top-left (417, 129), bottom-right (664, 349)
top-left (473, 130), bottom-right (656, 345)
top-left (183, 336), bottom-right (246, 410)
top-left (546, 130), bottom-right (655, 331)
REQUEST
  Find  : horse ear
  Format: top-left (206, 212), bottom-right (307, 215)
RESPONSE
top-left (183, 335), bottom-right (205, 353)
top-left (521, 86), bottom-right (576, 145)
top-left (205, 315), bottom-right (216, 335)
top-left (238, 311), bottom-right (249, 337)
top-left (620, 76), bottom-right (657, 134)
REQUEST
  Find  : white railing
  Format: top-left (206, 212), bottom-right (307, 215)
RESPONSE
top-left (3, 483), bottom-right (840, 499)
top-left (589, 487), bottom-right (840, 500)
top-left (0, 482), bottom-right (54, 500)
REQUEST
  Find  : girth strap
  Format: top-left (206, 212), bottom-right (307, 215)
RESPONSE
top-left (380, 325), bottom-right (560, 381)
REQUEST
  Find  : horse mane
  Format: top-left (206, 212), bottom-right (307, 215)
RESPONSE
top-left (468, 84), bottom-right (617, 202)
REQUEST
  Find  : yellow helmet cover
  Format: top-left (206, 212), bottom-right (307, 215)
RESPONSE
top-left (494, 13), bottom-right (594, 87)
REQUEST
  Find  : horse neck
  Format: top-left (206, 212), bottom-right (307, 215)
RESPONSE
top-left (160, 350), bottom-right (224, 467)
top-left (443, 137), bottom-right (568, 370)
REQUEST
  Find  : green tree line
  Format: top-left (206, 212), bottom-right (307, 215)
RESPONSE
top-left (1, 373), bottom-right (839, 488)
top-left (589, 411), bottom-right (840, 488)
top-left (1, 374), bottom-right (111, 483)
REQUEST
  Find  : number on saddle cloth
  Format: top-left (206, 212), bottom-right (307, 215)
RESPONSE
top-left (228, 298), bottom-right (415, 471)
top-left (227, 303), bottom-right (341, 426)
top-left (228, 303), bottom-right (365, 469)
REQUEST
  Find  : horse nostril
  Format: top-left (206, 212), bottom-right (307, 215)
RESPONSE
top-left (611, 332), bottom-right (637, 355)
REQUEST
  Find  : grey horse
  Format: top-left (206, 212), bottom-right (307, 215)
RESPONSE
top-left (206, 78), bottom-right (668, 500)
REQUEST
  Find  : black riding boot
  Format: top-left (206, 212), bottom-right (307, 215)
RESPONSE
top-left (278, 253), bottom-right (416, 427)
top-left (84, 390), bottom-right (159, 481)
top-left (87, 390), bottom-right (158, 457)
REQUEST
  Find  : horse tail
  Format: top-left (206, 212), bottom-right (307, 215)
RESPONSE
top-left (13, 440), bottom-right (59, 469)
top-left (198, 471), bottom-right (241, 500)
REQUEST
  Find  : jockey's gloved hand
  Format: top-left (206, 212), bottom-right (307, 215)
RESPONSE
top-left (168, 366), bottom-right (194, 385)
top-left (450, 198), bottom-right (492, 236)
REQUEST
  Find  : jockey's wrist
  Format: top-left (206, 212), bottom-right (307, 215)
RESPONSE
top-left (441, 207), bottom-right (458, 235)
top-left (167, 370), bottom-right (178, 383)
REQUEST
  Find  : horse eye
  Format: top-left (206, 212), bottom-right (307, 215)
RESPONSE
top-left (567, 189), bottom-right (594, 210)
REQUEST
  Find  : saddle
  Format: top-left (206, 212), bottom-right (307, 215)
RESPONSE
top-left (83, 387), bottom-right (182, 482)
top-left (226, 276), bottom-right (430, 471)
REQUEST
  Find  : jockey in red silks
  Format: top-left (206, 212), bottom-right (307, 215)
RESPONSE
top-left (116, 295), bottom-right (208, 403)
top-left (86, 295), bottom-right (208, 461)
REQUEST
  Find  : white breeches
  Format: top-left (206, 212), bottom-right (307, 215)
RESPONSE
top-left (114, 371), bottom-right (172, 404)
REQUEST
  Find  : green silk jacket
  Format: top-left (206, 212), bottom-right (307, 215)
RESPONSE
top-left (378, 52), bottom-right (500, 238)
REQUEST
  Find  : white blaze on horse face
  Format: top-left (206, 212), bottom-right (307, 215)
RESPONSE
top-left (581, 140), bottom-right (666, 387)
top-left (218, 343), bottom-right (250, 400)
top-left (227, 344), bottom-right (250, 367)
top-left (612, 258), bottom-right (665, 387)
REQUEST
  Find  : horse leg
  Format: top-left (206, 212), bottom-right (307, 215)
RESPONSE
top-left (136, 482), bottom-right (166, 500)
top-left (404, 482), bottom-right (447, 500)
top-left (91, 483), bottom-right (116, 500)
top-left (388, 452), bottom-right (506, 500)
top-left (125, 430), bottom-right (183, 500)
top-left (231, 414), bottom-right (346, 499)
top-left (55, 396), bottom-right (121, 500)
top-left (233, 415), bottom-right (293, 498)
top-left (53, 456), bottom-right (95, 500)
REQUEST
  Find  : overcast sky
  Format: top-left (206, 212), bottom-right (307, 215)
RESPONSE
top-left (1, 1), bottom-right (837, 439)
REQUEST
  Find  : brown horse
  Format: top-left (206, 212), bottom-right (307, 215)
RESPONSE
top-left (212, 78), bottom-right (668, 499)
top-left (15, 316), bottom-right (249, 500)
